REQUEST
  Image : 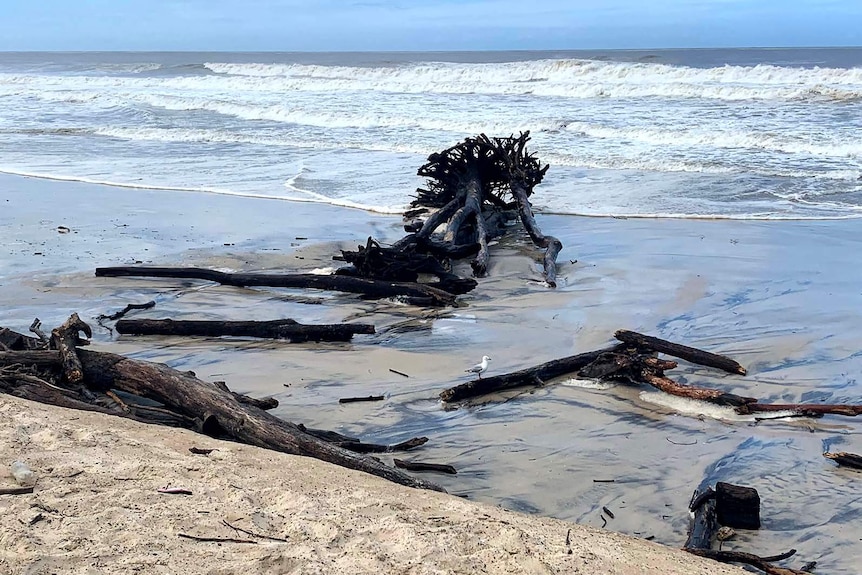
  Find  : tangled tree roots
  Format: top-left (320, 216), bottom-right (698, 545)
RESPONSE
top-left (341, 132), bottom-right (562, 288)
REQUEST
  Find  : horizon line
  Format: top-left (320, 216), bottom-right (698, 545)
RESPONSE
top-left (2, 45), bottom-right (862, 55)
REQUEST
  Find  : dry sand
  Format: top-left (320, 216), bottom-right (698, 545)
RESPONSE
top-left (0, 395), bottom-right (745, 575)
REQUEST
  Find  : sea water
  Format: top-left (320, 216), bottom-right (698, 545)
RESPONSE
top-left (1, 48), bottom-right (861, 218)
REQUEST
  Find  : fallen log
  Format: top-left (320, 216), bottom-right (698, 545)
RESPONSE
top-left (338, 437), bottom-right (428, 454)
top-left (0, 345), bottom-right (444, 492)
top-left (824, 451), bottom-right (862, 470)
top-left (614, 330), bottom-right (747, 375)
top-left (95, 266), bottom-right (459, 307)
top-left (393, 459), bottom-right (457, 475)
top-left (440, 346), bottom-right (620, 402)
top-left (115, 318), bottom-right (375, 342)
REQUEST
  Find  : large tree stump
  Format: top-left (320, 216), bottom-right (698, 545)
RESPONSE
top-left (715, 482), bottom-right (761, 529)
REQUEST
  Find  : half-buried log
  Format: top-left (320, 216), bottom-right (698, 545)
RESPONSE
top-left (685, 487), bottom-right (717, 550)
top-left (0, 343), bottom-right (443, 492)
top-left (95, 266), bottom-right (459, 307)
top-left (115, 318), bottom-right (375, 342)
top-left (614, 330), bottom-right (747, 375)
top-left (823, 451), bottom-right (862, 470)
top-left (715, 482), bottom-right (761, 529)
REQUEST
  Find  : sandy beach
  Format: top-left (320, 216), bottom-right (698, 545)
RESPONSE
top-left (3, 172), bottom-right (861, 573)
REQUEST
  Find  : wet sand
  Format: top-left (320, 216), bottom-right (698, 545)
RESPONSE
top-left (3, 173), bottom-right (861, 573)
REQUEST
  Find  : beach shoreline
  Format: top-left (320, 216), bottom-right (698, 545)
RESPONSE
top-left (2, 173), bottom-right (861, 573)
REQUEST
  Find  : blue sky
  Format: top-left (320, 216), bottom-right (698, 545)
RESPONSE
top-left (1, 0), bottom-right (860, 51)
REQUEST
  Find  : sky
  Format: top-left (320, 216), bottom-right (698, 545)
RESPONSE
top-left (0, 0), bottom-right (860, 52)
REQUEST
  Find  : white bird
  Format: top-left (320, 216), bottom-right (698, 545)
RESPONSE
top-left (466, 355), bottom-right (491, 378)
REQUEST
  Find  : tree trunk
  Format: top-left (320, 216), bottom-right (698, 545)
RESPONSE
top-left (115, 318), bottom-right (374, 342)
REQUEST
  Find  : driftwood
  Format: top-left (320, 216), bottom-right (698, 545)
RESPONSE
top-left (95, 266), bottom-right (459, 307)
top-left (614, 330), bottom-right (747, 375)
top-left (685, 487), bottom-right (717, 550)
top-left (824, 451), bottom-right (862, 469)
top-left (115, 318), bottom-right (375, 342)
top-left (736, 403), bottom-right (862, 417)
top-left (338, 437), bottom-right (429, 454)
top-left (50, 313), bottom-right (92, 384)
top-left (715, 482), bottom-right (761, 529)
top-left (393, 459), bottom-right (457, 474)
top-left (440, 347), bottom-right (620, 402)
top-left (0, 322), bottom-right (443, 492)
top-left (340, 133), bottom-right (561, 288)
top-left (686, 549), bottom-right (808, 575)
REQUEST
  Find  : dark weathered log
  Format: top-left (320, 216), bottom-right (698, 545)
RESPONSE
top-left (115, 318), bottom-right (375, 342)
top-left (736, 403), bottom-right (862, 417)
top-left (824, 451), bottom-right (862, 470)
top-left (715, 482), bottom-right (760, 529)
top-left (339, 395), bottom-right (385, 404)
top-left (441, 346), bottom-right (621, 402)
top-left (339, 437), bottom-right (428, 454)
top-left (614, 330), bottom-right (747, 375)
top-left (393, 459), bottom-right (457, 474)
top-left (297, 424), bottom-right (359, 444)
top-left (2, 349), bottom-right (444, 492)
top-left (95, 266), bottom-right (458, 307)
top-left (640, 372), bottom-right (757, 407)
top-left (685, 487), bottom-right (717, 550)
top-left (685, 549), bottom-right (808, 575)
top-left (50, 313), bottom-right (92, 384)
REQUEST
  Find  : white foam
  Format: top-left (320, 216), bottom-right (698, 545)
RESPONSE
top-left (638, 390), bottom-right (799, 421)
top-left (560, 378), bottom-right (617, 390)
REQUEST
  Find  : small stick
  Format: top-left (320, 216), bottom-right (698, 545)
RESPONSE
top-left (158, 487), bottom-right (193, 495)
top-left (602, 506), bottom-right (615, 519)
top-left (189, 447), bottom-right (215, 455)
top-left (102, 301), bottom-right (157, 321)
top-left (221, 520), bottom-right (289, 542)
top-left (178, 533), bottom-right (257, 544)
top-left (393, 459), bottom-right (457, 474)
top-left (339, 395), bottom-right (385, 404)
top-left (29, 318), bottom-right (49, 343)
top-left (0, 486), bottom-right (35, 495)
top-left (600, 515), bottom-right (607, 528)
top-left (389, 368), bottom-right (410, 378)
top-left (106, 390), bottom-right (130, 412)
top-left (593, 479), bottom-right (616, 483)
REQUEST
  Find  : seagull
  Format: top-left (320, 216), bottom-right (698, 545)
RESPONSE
top-left (466, 355), bottom-right (491, 378)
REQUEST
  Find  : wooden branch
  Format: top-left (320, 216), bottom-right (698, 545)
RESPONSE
top-left (441, 346), bottom-right (621, 402)
top-left (614, 330), bottom-right (747, 375)
top-left (510, 181), bottom-right (562, 287)
top-left (99, 301), bottom-right (156, 322)
top-left (685, 549), bottom-right (808, 575)
top-left (736, 403), bottom-right (862, 417)
top-left (115, 318), bottom-right (375, 342)
top-left (640, 372), bottom-right (757, 407)
top-left (4, 348), bottom-right (444, 492)
top-left (824, 451), bottom-right (862, 469)
top-left (95, 266), bottom-right (458, 307)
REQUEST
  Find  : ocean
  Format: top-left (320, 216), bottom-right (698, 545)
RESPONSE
top-left (1, 48), bottom-right (861, 219)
